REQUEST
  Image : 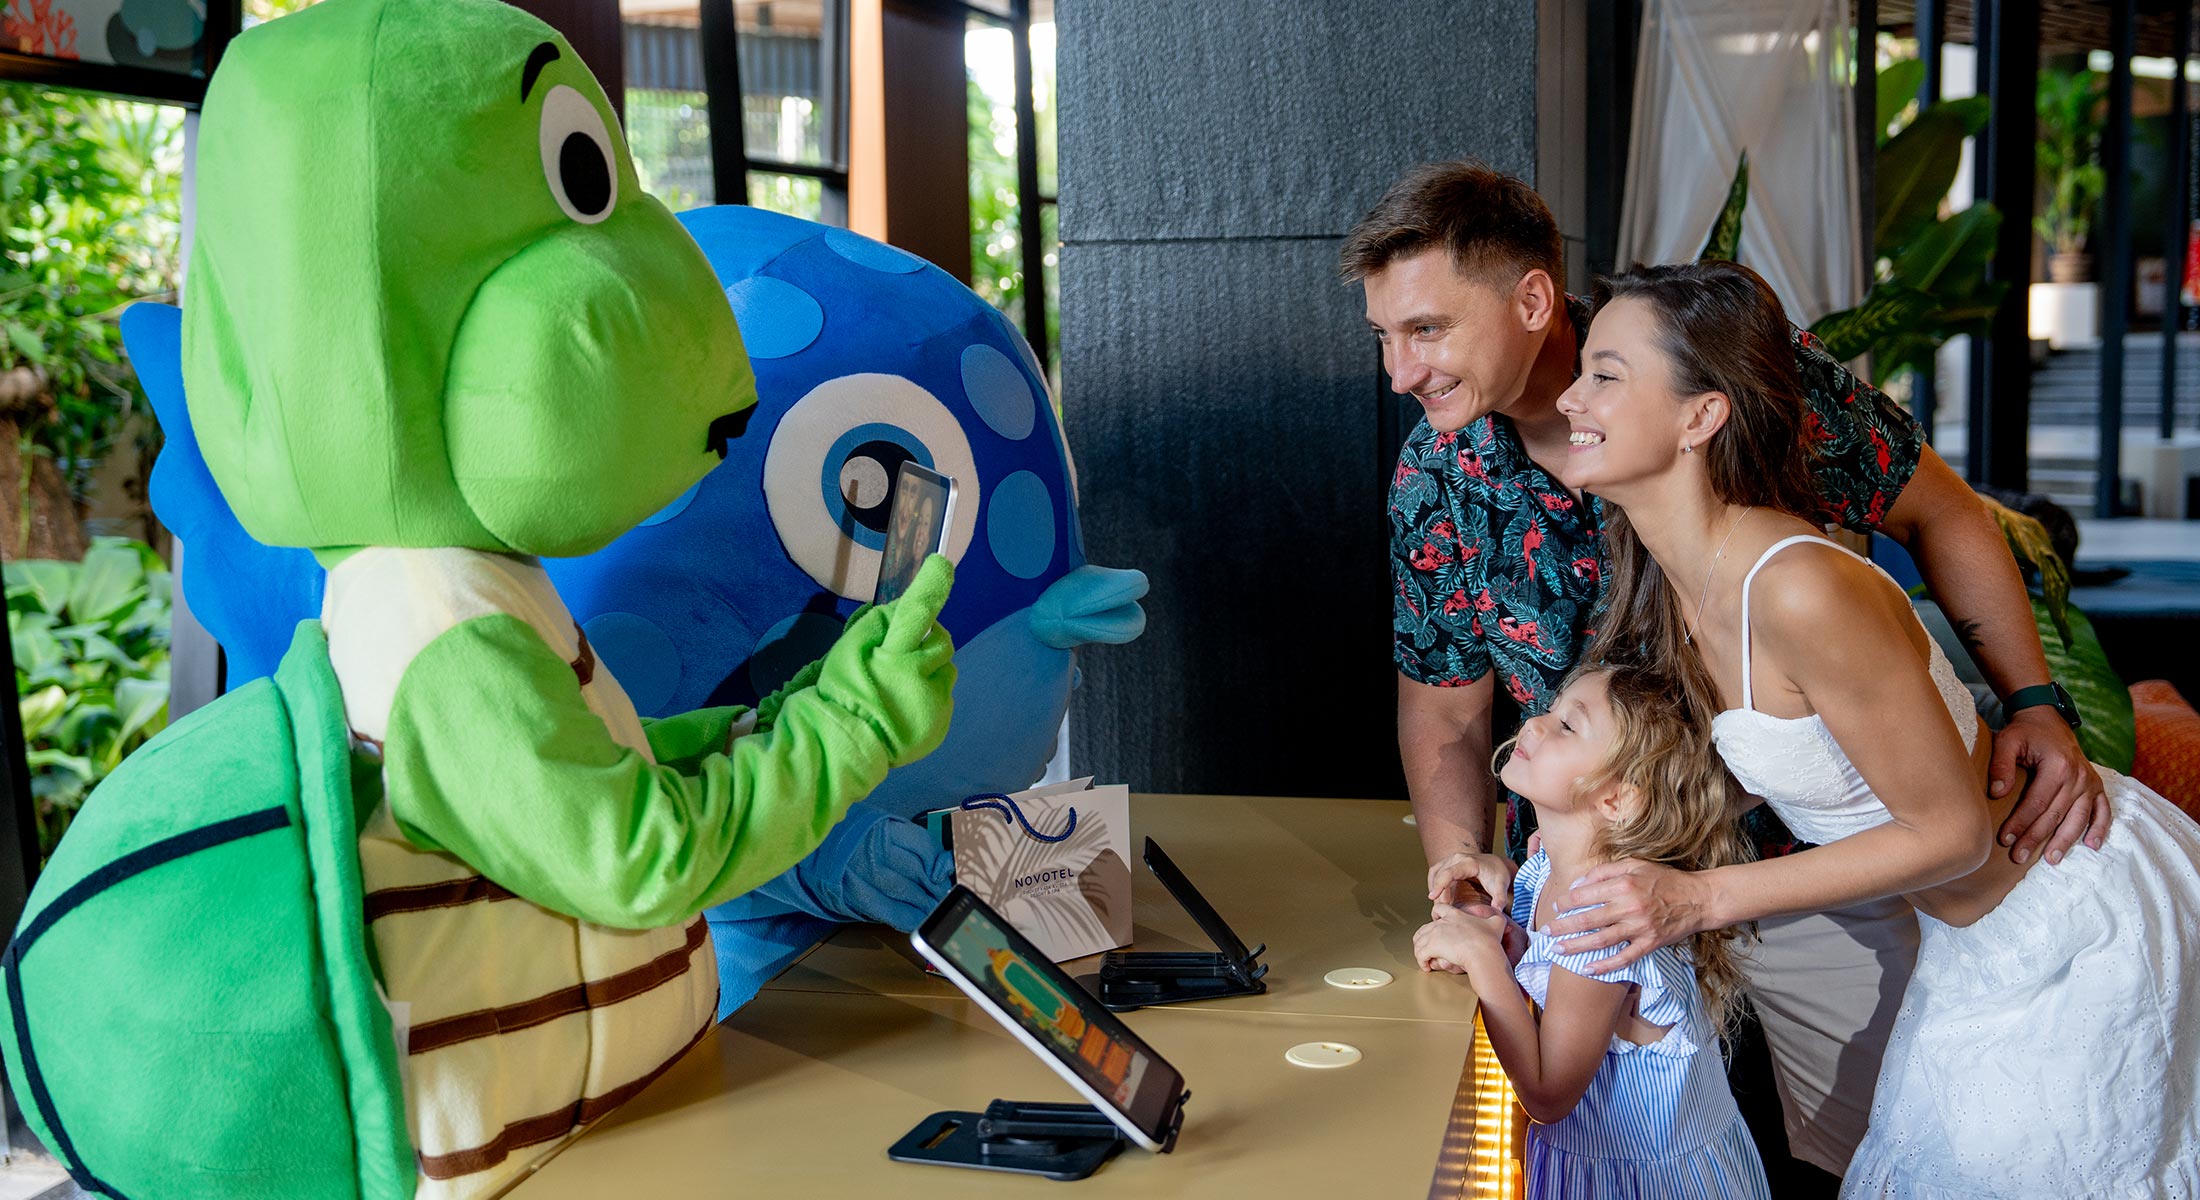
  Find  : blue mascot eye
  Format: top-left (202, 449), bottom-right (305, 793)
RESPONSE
top-left (825, 428), bottom-right (929, 547)
top-left (763, 372), bottom-right (979, 601)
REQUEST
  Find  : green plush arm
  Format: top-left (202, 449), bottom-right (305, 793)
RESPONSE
top-left (379, 556), bottom-right (958, 929)
top-left (756, 656), bottom-right (825, 731)
top-left (639, 705), bottom-right (752, 774)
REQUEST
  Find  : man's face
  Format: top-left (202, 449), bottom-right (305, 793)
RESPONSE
top-left (1362, 249), bottom-right (1542, 435)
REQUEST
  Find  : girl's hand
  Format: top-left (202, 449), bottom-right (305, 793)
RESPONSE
top-left (1543, 859), bottom-right (1717, 973)
top-left (1414, 902), bottom-right (1512, 975)
top-left (1427, 851), bottom-right (1518, 915)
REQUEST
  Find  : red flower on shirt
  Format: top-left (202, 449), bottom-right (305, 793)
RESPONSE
top-left (1498, 616), bottom-right (1548, 650)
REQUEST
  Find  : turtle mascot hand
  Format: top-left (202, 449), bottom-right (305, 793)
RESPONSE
top-left (0, 2), bottom-right (955, 1197)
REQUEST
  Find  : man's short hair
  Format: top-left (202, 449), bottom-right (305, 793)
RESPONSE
top-left (1338, 160), bottom-right (1564, 289)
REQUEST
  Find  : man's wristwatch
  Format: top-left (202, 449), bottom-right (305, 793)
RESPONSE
top-left (2004, 681), bottom-right (2082, 730)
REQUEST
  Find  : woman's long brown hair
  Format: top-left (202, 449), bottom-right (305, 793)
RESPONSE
top-left (1590, 260), bottom-right (1822, 715)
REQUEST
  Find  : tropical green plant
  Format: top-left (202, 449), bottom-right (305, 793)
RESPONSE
top-left (2033, 67), bottom-right (2106, 259)
top-left (0, 82), bottom-right (182, 544)
top-left (6, 537), bottom-right (171, 859)
top-left (1697, 151), bottom-right (1749, 262)
top-left (968, 36), bottom-right (1058, 375)
top-left (1700, 73), bottom-right (2003, 388)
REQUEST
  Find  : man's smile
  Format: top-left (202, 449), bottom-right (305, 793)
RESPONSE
top-left (1418, 381), bottom-right (1460, 404)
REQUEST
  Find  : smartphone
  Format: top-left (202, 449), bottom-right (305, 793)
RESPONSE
top-left (873, 461), bottom-right (957, 606)
top-left (911, 886), bottom-right (1189, 1152)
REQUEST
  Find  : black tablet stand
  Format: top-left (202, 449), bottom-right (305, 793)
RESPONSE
top-left (1089, 944), bottom-right (1268, 1010)
top-left (1080, 838), bottom-right (1269, 1012)
top-left (888, 1095), bottom-right (1187, 1181)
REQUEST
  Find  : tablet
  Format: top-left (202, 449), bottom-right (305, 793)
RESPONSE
top-left (912, 886), bottom-right (1188, 1152)
top-left (873, 461), bottom-right (957, 606)
top-left (1144, 837), bottom-right (1255, 963)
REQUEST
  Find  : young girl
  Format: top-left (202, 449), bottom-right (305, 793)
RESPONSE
top-left (1415, 662), bottom-right (1769, 1199)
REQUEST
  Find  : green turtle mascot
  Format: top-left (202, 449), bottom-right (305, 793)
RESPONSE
top-left (0, 1), bottom-right (959, 1196)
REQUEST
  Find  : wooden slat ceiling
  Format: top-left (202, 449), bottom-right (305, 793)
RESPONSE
top-left (1877, 0), bottom-right (2192, 59)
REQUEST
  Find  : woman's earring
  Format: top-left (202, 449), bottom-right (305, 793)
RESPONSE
top-left (1682, 444), bottom-right (1693, 455)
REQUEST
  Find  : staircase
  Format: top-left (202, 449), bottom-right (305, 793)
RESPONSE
top-left (1936, 332), bottom-right (2200, 516)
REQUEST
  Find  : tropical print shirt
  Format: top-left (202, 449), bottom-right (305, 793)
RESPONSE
top-left (1391, 295), bottom-right (1925, 862)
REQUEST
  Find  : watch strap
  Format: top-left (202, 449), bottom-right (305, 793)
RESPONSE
top-left (2004, 682), bottom-right (2081, 729)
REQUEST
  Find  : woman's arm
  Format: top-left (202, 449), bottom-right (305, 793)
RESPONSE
top-left (1550, 549), bottom-right (1992, 968)
top-left (1419, 906), bottom-right (1632, 1124)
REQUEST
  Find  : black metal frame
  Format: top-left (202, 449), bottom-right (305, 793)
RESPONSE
top-left (2163, 0), bottom-right (2194, 441)
top-left (2098, 0), bottom-right (2137, 516)
top-left (0, 0), bottom-right (240, 109)
top-left (1856, 0), bottom-right (1880, 292)
top-left (1914, 0), bottom-right (1946, 440)
top-left (699, 0), bottom-right (853, 221)
top-left (1584, 0), bottom-right (1643, 281)
top-left (1968, 0), bottom-right (2040, 490)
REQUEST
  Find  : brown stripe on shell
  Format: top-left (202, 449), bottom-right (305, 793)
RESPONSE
top-left (414, 1014), bottom-right (714, 1180)
top-left (363, 875), bottom-right (521, 922)
top-left (406, 919), bottom-right (710, 1055)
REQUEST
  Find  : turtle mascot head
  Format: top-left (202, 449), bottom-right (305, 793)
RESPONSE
top-left (185, 0), bottom-right (753, 558)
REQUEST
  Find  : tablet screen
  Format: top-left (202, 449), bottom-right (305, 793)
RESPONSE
top-left (921, 889), bottom-right (1182, 1141)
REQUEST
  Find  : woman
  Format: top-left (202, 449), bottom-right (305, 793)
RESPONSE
top-left (1547, 259), bottom-right (2200, 1196)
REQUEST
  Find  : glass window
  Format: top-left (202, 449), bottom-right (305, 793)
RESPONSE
top-left (748, 170), bottom-right (825, 221)
top-left (623, 1), bottom-right (718, 207)
top-left (965, 5), bottom-right (1057, 378)
top-left (739, 0), bottom-right (837, 169)
top-left (624, 1), bottom-right (846, 221)
top-left (967, 15), bottom-right (1024, 328)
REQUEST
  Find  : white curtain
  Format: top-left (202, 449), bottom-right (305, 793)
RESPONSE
top-left (1617, 0), bottom-right (1864, 326)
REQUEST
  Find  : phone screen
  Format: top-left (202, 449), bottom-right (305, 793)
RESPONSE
top-left (873, 462), bottom-right (953, 606)
top-left (919, 888), bottom-right (1183, 1142)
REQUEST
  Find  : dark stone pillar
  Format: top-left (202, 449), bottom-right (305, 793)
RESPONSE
top-left (1058, 1), bottom-right (1539, 797)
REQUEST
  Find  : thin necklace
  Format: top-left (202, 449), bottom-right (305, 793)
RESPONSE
top-left (1685, 506), bottom-right (1753, 646)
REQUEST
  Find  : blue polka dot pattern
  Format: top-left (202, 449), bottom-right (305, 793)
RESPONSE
top-left (960, 344), bottom-right (1037, 441)
top-left (748, 610), bottom-right (846, 697)
top-left (582, 611), bottom-right (682, 716)
top-left (823, 228), bottom-right (928, 274)
top-left (986, 470), bottom-right (1056, 580)
top-left (639, 480), bottom-right (701, 527)
top-left (725, 277), bottom-right (825, 359)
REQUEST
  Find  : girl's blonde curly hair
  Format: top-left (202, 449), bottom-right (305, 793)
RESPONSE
top-left (1508, 658), bottom-right (1757, 1035)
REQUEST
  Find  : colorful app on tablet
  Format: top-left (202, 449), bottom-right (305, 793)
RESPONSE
top-left (913, 887), bottom-right (1187, 1151)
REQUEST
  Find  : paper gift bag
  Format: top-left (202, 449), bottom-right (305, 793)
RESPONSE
top-left (947, 778), bottom-right (1133, 962)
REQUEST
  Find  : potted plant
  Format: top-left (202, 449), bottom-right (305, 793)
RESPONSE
top-left (2035, 67), bottom-right (2106, 285)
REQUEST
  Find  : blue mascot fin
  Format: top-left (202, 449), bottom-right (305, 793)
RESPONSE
top-left (126, 302), bottom-right (325, 685)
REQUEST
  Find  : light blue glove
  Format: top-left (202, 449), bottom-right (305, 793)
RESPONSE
top-left (706, 800), bottom-right (954, 931)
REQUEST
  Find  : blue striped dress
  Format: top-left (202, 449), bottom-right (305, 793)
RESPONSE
top-left (1508, 851), bottom-right (1770, 1199)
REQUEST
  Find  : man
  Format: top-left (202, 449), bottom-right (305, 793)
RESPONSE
top-left (1350, 161), bottom-right (2103, 1179)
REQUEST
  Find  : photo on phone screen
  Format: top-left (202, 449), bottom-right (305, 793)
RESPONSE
top-left (873, 462), bottom-right (956, 607)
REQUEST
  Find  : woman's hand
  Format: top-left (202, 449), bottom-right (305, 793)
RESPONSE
top-left (1427, 850), bottom-right (1518, 916)
top-left (1543, 860), bottom-right (1719, 973)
